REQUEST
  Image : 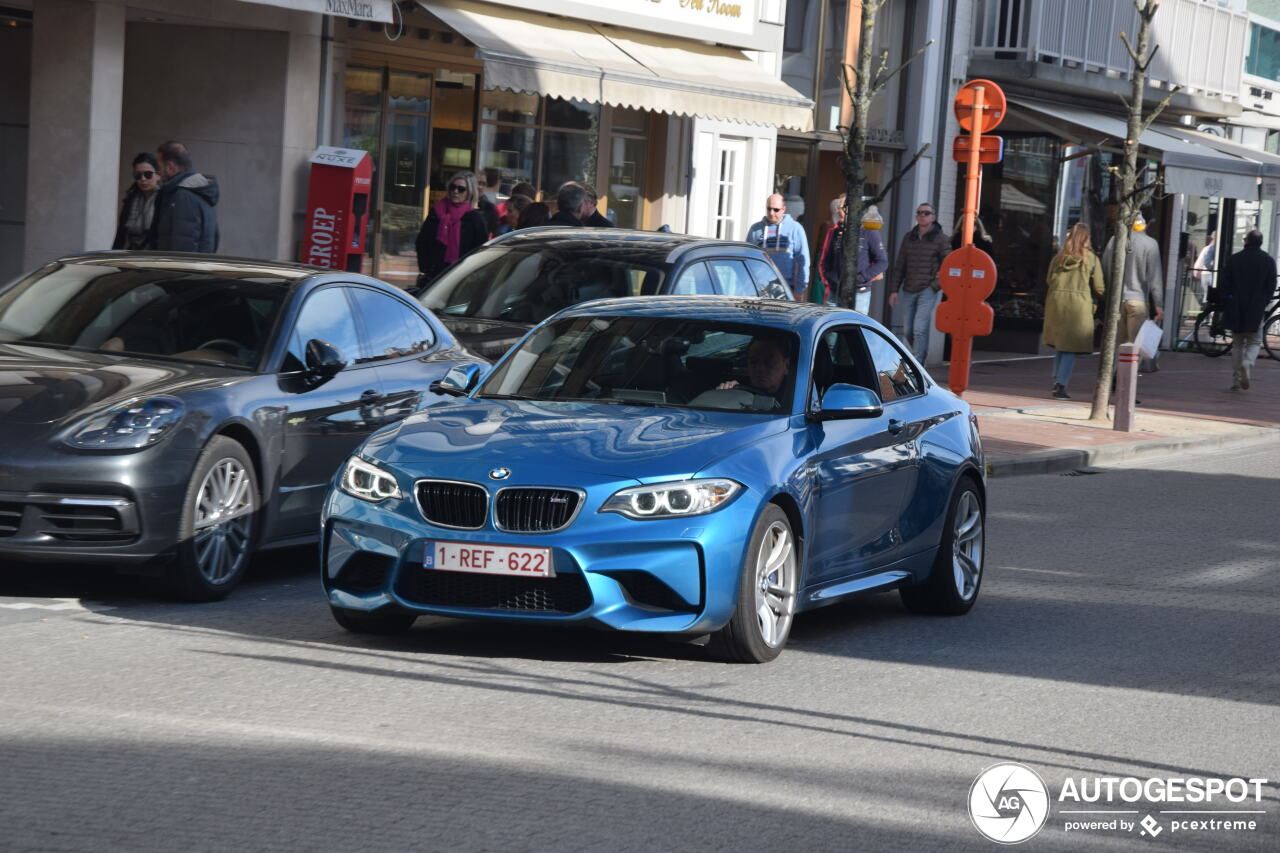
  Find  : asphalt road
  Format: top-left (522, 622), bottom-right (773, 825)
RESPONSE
top-left (1, 444), bottom-right (1276, 852)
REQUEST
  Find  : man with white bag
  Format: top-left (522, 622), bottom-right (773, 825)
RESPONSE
top-left (1103, 211), bottom-right (1165, 375)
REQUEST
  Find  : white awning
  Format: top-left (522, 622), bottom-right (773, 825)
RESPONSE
top-left (418, 0), bottom-right (813, 130)
top-left (238, 0), bottom-right (393, 22)
top-left (1011, 99), bottom-right (1261, 200)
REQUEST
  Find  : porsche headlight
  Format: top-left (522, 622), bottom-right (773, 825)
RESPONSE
top-left (600, 478), bottom-right (742, 520)
top-left (340, 455), bottom-right (403, 502)
top-left (65, 397), bottom-right (185, 450)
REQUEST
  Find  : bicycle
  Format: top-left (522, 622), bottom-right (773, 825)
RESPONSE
top-left (1192, 291), bottom-right (1280, 358)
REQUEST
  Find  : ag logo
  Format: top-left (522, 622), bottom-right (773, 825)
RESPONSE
top-left (968, 763), bottom-right (1050, 844)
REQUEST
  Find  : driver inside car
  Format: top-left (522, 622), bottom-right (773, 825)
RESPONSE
top-left (715, 337), bottom-right (792, 406)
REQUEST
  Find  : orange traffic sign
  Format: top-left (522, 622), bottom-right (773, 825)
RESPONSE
top-left (952, 134), bottom-right (1004, 164)
top-left (935, 246), bottom-right (996, 338)
top-left (954, 79), bottom-right (1006, 134)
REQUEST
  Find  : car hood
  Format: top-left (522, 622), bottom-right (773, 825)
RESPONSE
top-left (0, 342), bottom-right (240, 424)
top-left (438, 316), bottom-right (531, 362)
top-left (365, 397), bottom-right (789, 483)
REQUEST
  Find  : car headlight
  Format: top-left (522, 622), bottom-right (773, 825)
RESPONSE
top-left (339, 455), bottom-right (403, 503)
top-left (600, 478), bottom-right (743, 520)
top-left (65, 397), bottom-right (185, 450)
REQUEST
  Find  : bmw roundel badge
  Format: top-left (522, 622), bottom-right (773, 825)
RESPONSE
top-left (489, 467), bottom-right (511, 480)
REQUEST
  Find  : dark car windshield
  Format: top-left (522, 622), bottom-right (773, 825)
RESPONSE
top-left (419, 246), bottom-right (666, 325)
top-left (0, 263), bottom-right (289, 368)
top-left (479, 315), bottom-right (799, 415)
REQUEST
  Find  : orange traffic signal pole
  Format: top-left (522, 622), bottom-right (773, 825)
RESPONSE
top-left (961, 84), bottom-right (984, 250)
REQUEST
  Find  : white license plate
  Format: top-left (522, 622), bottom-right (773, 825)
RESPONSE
top-left (424, 541), bottom-right (554, 578)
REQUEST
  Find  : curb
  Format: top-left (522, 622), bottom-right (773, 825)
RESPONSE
top-left (986, 427), bottom-right (1280, 478)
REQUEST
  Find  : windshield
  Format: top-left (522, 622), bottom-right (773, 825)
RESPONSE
top-left (478, 316), bottom-right (799, 414)
top-left (0, 263), bottom-right (289, 368)
top-left (419, 246), bottom-right (666, 325)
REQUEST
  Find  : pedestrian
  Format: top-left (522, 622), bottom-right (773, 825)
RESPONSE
top-left (150, 141), bottom-right (219, 253)
top-left (112, 153), bottom-right (161, 250)
top-left (415, 170), bottom-right (489, 282)
top-left (498, 194), bottom-right (532, 235)
top-left (1101, 212), bottom-right (1165, 350)
top-left (549, 183), bottom-right (588, 227)
top-left (580, 183), bottom-right (613, 227)
top-left (951, 214), bottom-right (994, 255)
top-left (477, 168), bottom-right (502, 236)
top-left (1193, 232), bottom-right (1216, 304)
top-left (819, 195), bottom-right (887, 312)
top-left (888, 202), bottom-right (949, 363)
top-left (745, 193), bottom-right (810, 300)
top-left (517, 201), bottom-right (551, 229)
top-left (1219, 229), bottom-right (1276, 391)
top-left (1042, 223), bottom-right (1104, 399)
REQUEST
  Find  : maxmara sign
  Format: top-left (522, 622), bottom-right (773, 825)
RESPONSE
top-left (477, 0), bottom-right (765, 50)
top-left (238, 0), bottom-right (394, 23)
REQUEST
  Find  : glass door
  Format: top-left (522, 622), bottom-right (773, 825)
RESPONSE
top-left (379, 70), bottom-right (433, 285)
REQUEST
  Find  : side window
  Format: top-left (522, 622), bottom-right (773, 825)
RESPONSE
top-left (670, 262), bottom-right (715, 294)
top-left (350, 288), bottom-right (436, 364)
top-left (745, 257), bottom-right (790, 300)
top-left (285, 287), bottom-right (361, 371)
top-left (706, 259), bottom-right (756, 297)
top-left (812, 326), bottom-right (876, 401)
top-left (860, 327), bottom-right (923, 401)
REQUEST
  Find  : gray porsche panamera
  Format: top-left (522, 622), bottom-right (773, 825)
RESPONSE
top-left (0, 252), bottom-right (484, 600)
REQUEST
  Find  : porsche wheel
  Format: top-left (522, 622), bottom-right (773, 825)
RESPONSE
top-left (168, 437), bottom-right (258, 602)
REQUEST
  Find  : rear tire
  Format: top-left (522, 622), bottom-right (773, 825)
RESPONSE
top-left (709, 504), bottom-right (798, 663)
top-left (168, 437), bottom-right (258, 602)
top-left (900, 479), bottom-right (984, 615)
top-left (330, 605), bottom-right (417, 635)
top-left (1193, 310), bottom-right (1232, 357)
top-left (1263, 313), bottom-right (1280, 361)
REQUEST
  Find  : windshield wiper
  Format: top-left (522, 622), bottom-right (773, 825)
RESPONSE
top-left (478, 393), bottom-right (536, 401)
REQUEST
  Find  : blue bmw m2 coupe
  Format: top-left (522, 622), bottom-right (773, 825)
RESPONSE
top-left (321, 297), bottom-right (986, 662)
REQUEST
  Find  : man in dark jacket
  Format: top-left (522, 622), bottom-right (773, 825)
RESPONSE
top-left (1220, 229), bottom-right (1277, 390)
top-left (580, 183), bottom-right (614, 227)
top-left (151, 141), bottom-right (219, 253)
top-left (888, 202), bottom-right (949, 362)
top-left (549, 183), bottom-right (587, 227)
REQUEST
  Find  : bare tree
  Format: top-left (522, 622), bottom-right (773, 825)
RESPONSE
top-left (1089, 0), bottom-right (1180, 421)
top-left (834, 0), bottom-right (931, 306)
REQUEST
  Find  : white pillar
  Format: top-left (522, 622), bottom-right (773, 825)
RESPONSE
top-left (24, 0), bottom-right (124, 268)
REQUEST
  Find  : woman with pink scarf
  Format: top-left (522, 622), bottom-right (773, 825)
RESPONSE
top-left (414, 170), bottom-right (489, 284)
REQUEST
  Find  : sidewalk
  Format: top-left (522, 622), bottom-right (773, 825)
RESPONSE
top-left (935, 350), bottom-right (1280, 476)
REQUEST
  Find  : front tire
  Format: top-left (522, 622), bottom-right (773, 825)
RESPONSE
top-left (168, 436), bottom-right (258, 602)
top-left (1263, 313), bottom-right (1280, 361)
top-left (1193, 310), bottom-right (1232, 357)
top-left (709, 504), bottom-right (798, 663)
top-left (901, 479), bottom-right (984, 615)
top-left (330, 605), bottom-right (417, 635)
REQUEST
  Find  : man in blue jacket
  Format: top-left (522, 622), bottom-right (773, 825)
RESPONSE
top-left (746, 194), bottom-right (809, 299)
top-left (151, 140), bottom-right (219, 253)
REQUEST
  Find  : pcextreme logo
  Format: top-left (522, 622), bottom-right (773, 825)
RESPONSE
top-left (967, 764), bottom-right (1271, 844)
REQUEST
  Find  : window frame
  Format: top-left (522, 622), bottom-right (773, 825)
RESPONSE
top-left (858, 325), bottom-right (926, 403)
top-left (346, 284), bottom-right (439, 365)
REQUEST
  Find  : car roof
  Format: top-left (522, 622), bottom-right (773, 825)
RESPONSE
top-left (53, 251), bottom-right (323, 283)
top-left (483, 227), bottom-right (765, 265)
top-left (556, 295), bottom-right (855, 332)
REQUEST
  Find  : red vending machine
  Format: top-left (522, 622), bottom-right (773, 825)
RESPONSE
top-left (301, 146), bottom-right (373, 271)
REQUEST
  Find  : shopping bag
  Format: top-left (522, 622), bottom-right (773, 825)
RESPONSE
top-left (1136, 319), bottom-right (1162, 359)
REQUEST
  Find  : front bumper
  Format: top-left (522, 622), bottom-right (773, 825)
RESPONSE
top-left (322, 483), bottom-right (762, 634)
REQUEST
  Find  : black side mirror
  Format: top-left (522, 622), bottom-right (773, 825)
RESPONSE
top-left (429, 362), bottom-right (486, 397)
top-left (812, 383), bottom-right (883, 421)
top-left (303, 338), bottom-right (346, 386)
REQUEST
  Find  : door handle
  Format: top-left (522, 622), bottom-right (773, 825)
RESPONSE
top-left (887, 418), bottom-right (905, 435)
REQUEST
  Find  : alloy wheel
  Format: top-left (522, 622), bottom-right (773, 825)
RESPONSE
top-left (192, 457), bottom-right (254, 585)
top-left (951, 490), bottom-right (984, 600)
top-left (754, 520), bottom-right (797, 647)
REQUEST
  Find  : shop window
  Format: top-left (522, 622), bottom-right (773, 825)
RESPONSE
top-left (479, 124), bottom-right (537, 198)
top-left (609, 128), bottom-right (647, 229)
top-left (1247, 22), bottom-right (1280, 83)
top-left (545, 98), bottom-right (598, 131)
top-left (481, 90), bottom-right (538, 124)
top-left (782, 0), bottom-right (820, 101)
top-left (611, 107), bottom-right (647, 135)
top-left (388, 70), bottom-right (430, 113)
top-left (775, 143), bottom-right (810, 227)
top-left (429, 71), bottom-right (477, 194)
top-left (817, 0), bottom-right (847, 133)
top-left (477, 94), bottom-right (600, 202)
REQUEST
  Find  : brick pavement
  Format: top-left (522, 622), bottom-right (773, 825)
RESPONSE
top-left (930, 350), bottom-right (1280, 475)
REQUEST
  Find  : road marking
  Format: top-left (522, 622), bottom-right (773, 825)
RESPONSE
top-left (0, 598), bottom-right (116, 612)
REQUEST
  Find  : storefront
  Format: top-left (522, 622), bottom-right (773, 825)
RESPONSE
top-left (957, 99), bottom-right (1267, 354)
top-left (331, 0), bottom-right (811, 283)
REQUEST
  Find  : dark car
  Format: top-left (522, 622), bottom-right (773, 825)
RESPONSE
top-left (416, 228), bottom-right (794, 360)
top-left (0, 252), bottom-right (485, 600)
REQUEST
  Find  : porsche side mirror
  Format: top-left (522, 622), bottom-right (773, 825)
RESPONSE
top-left (303, 338), bottom-right (346, 386)
top-left (430, 363), bottom-right (486, 397)
top-left (813, 383), bottom-right (883, 420)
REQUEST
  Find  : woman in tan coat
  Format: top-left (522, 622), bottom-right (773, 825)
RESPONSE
top-left (1043, 223), bottom-right (1105, 399)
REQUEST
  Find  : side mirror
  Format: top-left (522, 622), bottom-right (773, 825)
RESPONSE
top-left (813, 383), bottom-right (883, 421)
top-left (303, 338), bottom-right (346, 386)
top-left (429, 362), bottom-right (486, 397)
